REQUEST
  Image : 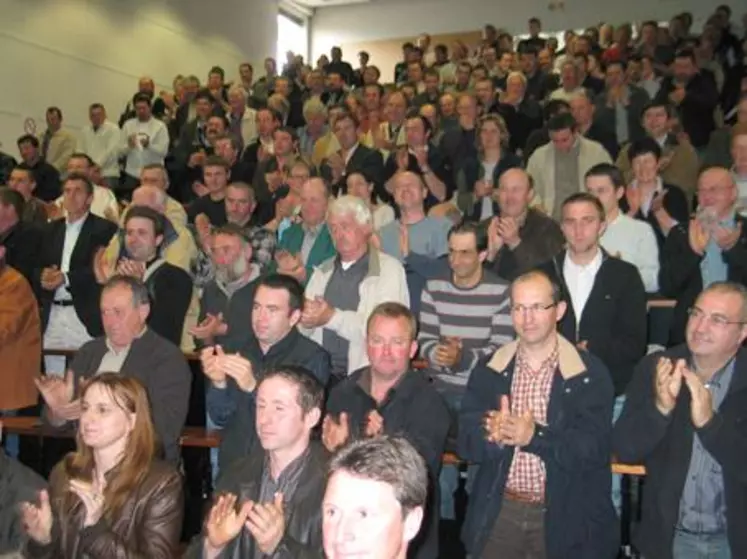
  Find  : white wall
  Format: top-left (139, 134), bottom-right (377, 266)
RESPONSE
top-left (311, 0), bottom-right (740, 60)
top-left (0, 0), bottom-right (277, 155)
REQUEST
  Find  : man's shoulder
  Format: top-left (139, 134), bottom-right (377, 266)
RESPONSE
top-left (135, 329), bottom-right (188, 360)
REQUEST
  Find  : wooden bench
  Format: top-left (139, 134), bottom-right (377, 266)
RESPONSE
top-left (3, 417), bottom-right (644, 475)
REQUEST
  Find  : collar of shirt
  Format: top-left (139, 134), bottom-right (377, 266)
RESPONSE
top-left (105, 326), bottom-right (147, 356)
top-left (564, 247), bottom-right (603, 277)
top-left (262, 445), bottom-right (311, 486)
top-left (65, 212), bottom-right (88, 231)
top-left (303, 222), bottom-right (323, 236)
top-left (343, 143), bottom-right (360, 166)
top-left (516, 340), bottom-right (559, 378)
top-left (356, 366), bottom-right (408, 406)
top-left (632, 177), bottom-right (663, 216)
top-left (216, 264), bottom-right (260, 297)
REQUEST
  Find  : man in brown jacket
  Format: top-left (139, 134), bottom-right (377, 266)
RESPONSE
top-left (0, 245), bottom-right (41, 459)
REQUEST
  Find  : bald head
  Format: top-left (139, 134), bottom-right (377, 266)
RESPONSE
top-left (131, 185), bottom-right (167, 214)
top-left (498, 168), bottom-right (534, 218)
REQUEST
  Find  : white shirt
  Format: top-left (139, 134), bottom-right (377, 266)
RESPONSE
top-left (78, 120), bottom-right (122, 178)
top-left (55, 185), bottom-right (119, 221)
top-left (120, 117), bottom-right (169, 178)
top-left (563, 248), bottom-right (603, 327)
top-left (601, 213), bottom-right (660, 293)
top-left (631, 177), bottom-right (664, 217)
top-left (55, 213), bottom-right (88, 301)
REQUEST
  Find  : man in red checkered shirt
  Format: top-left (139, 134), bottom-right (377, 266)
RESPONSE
top-left (458, 269), bottom-right (619, 558)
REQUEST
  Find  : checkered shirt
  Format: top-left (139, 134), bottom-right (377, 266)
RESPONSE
top-left (504, 343), bottom-right (558, 498)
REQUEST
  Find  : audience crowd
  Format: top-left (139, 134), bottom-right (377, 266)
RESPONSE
top-left (1, 5), bottom-right (747, 559)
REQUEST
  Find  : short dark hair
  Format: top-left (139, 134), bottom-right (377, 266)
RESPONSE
top-left (547, 112), bottom-right (577, 133)
top-left (642, 99), bottom-right (672, 119)
top-left (256, 273), bottom-right (305, 313)
top-left (543, 99), bottom-right (570, 123)
top-left (585, 162), bottom-right (625, 189)
top-left (102, 275), bottom-right (150, 306)
top-left (89, 102), bottom-right (105, 112)
top-left (0, 187), bottom-right (25, 219)
top-left (334, 110), bottom-right (360, 129)
top-left (328, 435), bottom-right (428, 514)
top-left (132, 92), bottom-right (151, 106)
top-left (212, 222), bottom-right (250, 245)
top-left (561, 192), bottom-right (605, 221)
top-left (209, 65), bottom-right (225, 79)
top-left (406, 114), bottom-right (432, 137)
top-left (239, 62), bottom-right (254, 72)
top-left (68, 152), bottom-right (94, 167)
top-left (258, 365), bottom-right (324, 414)
top-left (124, 205), bottom-right (165, 237)
top-left (203, 155), bottom-right (230, 172)
top-left (64, 172), bottom-right (94, 196)
top-left (674, 48), bottom-right (696, 63)
top-left (628, 136), bottom-right (663, 162)
top-left (447, 220), bottom-right (488, 252)
top-left (366, 302), bottom-right (417, 341)
top-left (274, 126), bottom-right (299, 143)
top-left (529, 17), bottom-right (541, 25)
top-left (46, 107), bottom-right (62, 120)
top-left (194, 88), bottom-right (216, 104)
top-left (16, 134), bottom-right (39, 149)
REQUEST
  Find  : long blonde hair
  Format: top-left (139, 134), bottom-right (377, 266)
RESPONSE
top-left (64, 373), bottom-right (157, 520)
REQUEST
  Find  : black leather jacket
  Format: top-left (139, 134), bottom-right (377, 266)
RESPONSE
top-left (0, 452), bottom-right (47, 554)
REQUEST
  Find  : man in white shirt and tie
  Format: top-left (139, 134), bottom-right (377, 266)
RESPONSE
top-left (78, 103), bottom-right (121, 189)
top-left (585, 162), bottom-right (660, 293)
top-left (120, 93), bottom-right (169, 197)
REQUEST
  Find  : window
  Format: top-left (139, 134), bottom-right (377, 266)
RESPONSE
top-left (277, 12), bottom-right (308, 66)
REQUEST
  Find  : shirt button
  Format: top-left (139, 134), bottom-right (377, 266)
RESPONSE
top-left (565, 388), bottom-right (571, 393)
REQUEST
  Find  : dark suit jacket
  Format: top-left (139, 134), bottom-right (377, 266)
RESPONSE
top-left (187, 442), bottom-right (328, 559)
top-left (655, 73), bottom-right (720, 148)
top-left (619, 182), bottom-right (690, 251)
top-left (67, 329), bottom-right (192, 463)
top-left (144, 260), bottom-right (193, 346)
top-left (593, 85), bottom-right (650, 145)
top-left (584, 120), bottom-right (620, 159)
top-left (659, 215), bottom-right (747, 345)
top-left (322, 144), bottom-right (385, 201)
top-left (496, 99), bottom-right (543, 153)
top-left (0, 220), bottom-right (43, 286)
top-left (538, 250), bottom-right (648, 395)
top-left (614, 345), bottom-right (747, 559)
top-left (36, 214), bottom-right (117, 337)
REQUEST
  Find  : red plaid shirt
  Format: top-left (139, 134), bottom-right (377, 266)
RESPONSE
top-left (505, 343), bottom-right (558, 498)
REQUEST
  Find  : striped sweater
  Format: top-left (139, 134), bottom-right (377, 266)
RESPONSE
top-left (418, 268), bottom-right (514, 387)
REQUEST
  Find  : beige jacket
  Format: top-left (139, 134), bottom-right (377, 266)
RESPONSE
top-left (39, 128), bottom-right (77, 173)
top-left (527, 135), bottom-right (612, 216)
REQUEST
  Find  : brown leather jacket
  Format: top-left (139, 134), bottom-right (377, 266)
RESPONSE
top-left (23, 459), bottom-right (183, 558)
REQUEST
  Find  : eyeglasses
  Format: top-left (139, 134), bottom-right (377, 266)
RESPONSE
top-left (687, 307), bottom-right (747, 328)
top-left (511, 303), bottom-right (556, 315)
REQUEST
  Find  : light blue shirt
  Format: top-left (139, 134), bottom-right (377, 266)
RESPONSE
top-left (700, 213), bottom-right (736, 288)
top-left (379, 217), bottom-right (451, 262)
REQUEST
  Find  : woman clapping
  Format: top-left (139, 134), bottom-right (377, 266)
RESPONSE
top-left (21, 374), bottom-right (183, 558)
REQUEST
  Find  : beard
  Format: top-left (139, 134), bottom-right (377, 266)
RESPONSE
top-left (215, 257), bottom-right (249, 285)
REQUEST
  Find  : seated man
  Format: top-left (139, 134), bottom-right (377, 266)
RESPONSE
top-left (189, 367), bottom-right (327, 559)
top-left (660, 167), bottom-right (747, 345)
top-left (460, 270), bottom-right (618, 558)
top-left (95, 206), bottom-right (193, 346)
top-left (323, 436), bottom-right (428, 559)
top-left (191, 224), bottom-right (261, 350)
top-left (202, 274), bottom-right (331, 471)
top-left (36, 275), bottom-right (191, 463)
top-left (302, 195), bottom-right (409, 376)
top-left (323, 302), bottom-right (451, 559)
top-left (274, 177), bottom-right (335, 286)
top-left (614, 281), bottom-right (747, 559)
top-left (139, 163), bottom-right (188, 230)
top-left (0, 187), bottom-right (43, 285)
top-left (53, 153), bottom-right (119, 222)
top-left (7, 166), bottom-right (48, 226)
top-left (0, 423), bottom-right (47, 556)
top-left (102, 183), bottom-right (197, 273)
top-left (485, 168), bottom-right (565, 281)
top-left (187, 155), bottom-right (230, 226)
top-left (36, 173), bottom-right (118, 374)
top-left (585, 163), bottom-right (660, 293)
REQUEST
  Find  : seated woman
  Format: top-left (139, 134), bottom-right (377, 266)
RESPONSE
top-left (21, 374), bottom-right (183, 559)
top-left (346, 170), bottom-right (395, 231)
top-left (454, 113), bottom-right (522, 221)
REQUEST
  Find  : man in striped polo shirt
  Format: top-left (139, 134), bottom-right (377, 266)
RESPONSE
top-left (417, 220), bottom-right (514, 531)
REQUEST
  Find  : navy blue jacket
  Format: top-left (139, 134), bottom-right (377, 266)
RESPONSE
top-left (613, 345), bottom-right (747, 559)
top-left (459, 336), bottom-right (618, 558)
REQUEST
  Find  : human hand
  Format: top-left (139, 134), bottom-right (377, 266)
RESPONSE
top-left (654, 357), bottom-right (684, 416)
top-left (434, 337), bottom-right (462, 368)
top-left (497, 216), bottom-right (520, 249)
top-left (498, 408), bottom-right (535, 447)
top-left (682, 366), bottom-right (714, 428)
top-left (35, 370), bottom-right (75, 414)
top-left (21, 490), bottom-right (53, 545)
top-left (300, 297), bottom-right (334, 329)
top-left (204, 493), bottom-right (253, 552)
top-left (364, 410), bottom-right (384, 437)
top-left (688, 219), bottom-right (710, 256)
top-left (200, 346), bottom-right (228, 388)
top-left (322, 412), bottom-right (350, 452)
top-left (245, 493), bottom-right (285, 555)
top-left (713, 222), bottom-right (742, 251)
top-left (484, 395), bottom-right (510, 444)
top-left (69, 479), bottom-right (105, 527)
top-left (222, 353), bottom-right (257, 393)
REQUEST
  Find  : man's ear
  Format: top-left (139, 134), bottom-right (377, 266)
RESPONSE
top-left (138, 302), bottom-right (151, 322)
top-left (305, 407), bottom-right (322, 429)
top-left (289, 308), bottom-right (302, 328)
top-left (555, 300), bottom-right (567, 323)
top-left (402, 507), bottom-right (425, 543)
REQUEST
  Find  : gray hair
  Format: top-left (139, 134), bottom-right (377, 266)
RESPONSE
top-left (303, 97), bottom-right (328, 120)
top-left (327, 194), bottom-right (373, 226)
top-left (227, 84), bottom-right (248, 103)
top-left (102, 275), bottom-right (150, 307)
